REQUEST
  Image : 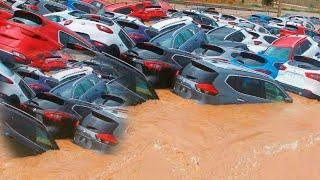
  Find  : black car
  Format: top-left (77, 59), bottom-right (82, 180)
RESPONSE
top-left (123, 42), bottom-right (201, 88)
top-left (0, 101), bottom-right (59, 156)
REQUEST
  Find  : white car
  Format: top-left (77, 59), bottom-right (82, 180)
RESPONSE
top-left (148, 16), bottom-right (194, 36)
top-left (63, 14), bottom-right (135, 57)
top-left (0, 62), bottom-right (35, 103)
top-left (100, 10), bottom-right (144, 26)
top-left (45, 10), bottom-right (85, 22)
top-left (218, 14), bottom-right (246, 26)
top-left (246, 30), bottom-right (278, 52)
top-left (276, 56), bottom-right (320, 99)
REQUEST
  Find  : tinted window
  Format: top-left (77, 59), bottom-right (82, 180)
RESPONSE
top-left (160, 23), bottom-right (185, 33)
top-left (118, 30), bottom-right (134, 49)
top-left (115, 7), bottom-right (132, 15)
top-left (294, 40), bottom-right (311, 55)
top-left (151, 30), bottom-right (175, 48)
top-left (227, 76), bottom-right (265, 98)
top-left (58, 31), bottom-right (88, 48)
top-left (173, 29), bottom-right (194, 48)
top-left (263, 36), bottom-right (277, 44)
top-left (226, 31), bottom-right (245, 42)
top-left (258, 27), bottom-right (267, 33)
top-left (73, 2), bottom-right (91, 13)
top-left (44, 4), bottom-right (64, 13)
top-left (208, 27), bottom-right (234, 36)
top-left (264, 81), bottom-right (286, 101)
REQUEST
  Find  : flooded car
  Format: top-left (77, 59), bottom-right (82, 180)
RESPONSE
top-left (173, 59), bottom-right (292, 105)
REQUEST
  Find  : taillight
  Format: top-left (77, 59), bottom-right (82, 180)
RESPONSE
top-left (128, 33), bottom-right (144, 41)
top-left (254, 40), bottom-right (262, 45)
top-left (95, 133), bottom-right (117, 145)
top-left (279, 64), bottom-right (287, 70)
top-left (44, 111), bottom-right (71, 122)
top-left (12, 51), bottom-right (27, 64)
top-left (92, 40), bottom-right (105, 47)
top-left (305, 72), bottom-right (320, 82)
top-left (195, 83), bottom-right (219, 96)
top-left (255, 69), bottom-right (271, 75)
top-left (64, 20), bottom-right (73, 26)
top-left (96, 24), bottom-right (113, 34)
top-left (28, 83), bottom-right (43, 91)
top-left (143, 60), bottom-right (171, 72)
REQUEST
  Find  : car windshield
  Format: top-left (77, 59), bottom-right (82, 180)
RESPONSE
top-left (151, 30), bottom-right (175, 48)
top-left (264, 46), bottom-right (291, 60)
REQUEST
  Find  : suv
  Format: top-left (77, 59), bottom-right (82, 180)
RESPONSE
top-left (173, 59), bottom-right (292, 105)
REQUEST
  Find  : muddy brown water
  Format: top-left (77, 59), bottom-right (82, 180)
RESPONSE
top-left (1, 90), bottom-right (320, 179)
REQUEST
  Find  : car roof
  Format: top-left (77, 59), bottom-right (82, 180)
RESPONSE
top-left (51, 66), bottom-right (93, 81)
top-left (272, 35), bottom-right (307, 48)
top-left (151, 16), bottom-right (193, 30)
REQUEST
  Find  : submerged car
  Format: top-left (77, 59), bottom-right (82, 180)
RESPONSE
top-left (173, 59), bottom-right (292, 105)
top-left (276, 56), bottom-right (320, 99)
top-left (0, 101), bottom-right (59, 155)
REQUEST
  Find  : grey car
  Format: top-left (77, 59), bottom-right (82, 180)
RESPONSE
top-left (173, 59), bottom-right (292, 105)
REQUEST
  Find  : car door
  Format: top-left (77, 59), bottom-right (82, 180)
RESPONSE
top-left (226, 75), bottom-right (268, 103)
top-left (0, 102), bottom-right (59, 155)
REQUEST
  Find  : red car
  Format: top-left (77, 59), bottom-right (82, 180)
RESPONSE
top-left (0, 0), bottom-right (12, 11)
top-left (280, 23), bottom-right (306, 37)
top-left (104, 2), bottom-right (167, 21)
top-left (0, 10), bottom-right (94, 70)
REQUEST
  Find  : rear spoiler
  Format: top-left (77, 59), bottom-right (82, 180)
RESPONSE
top-left (136, 42), bottom-right (164, 55)
top-left (167, 9), bottom-right (178, 13)
top-left (294, 56), bottom-right (320, 67)
top-left (36, 92), bottom-right (65, 105)
top-left (116, 20), bottom-right (139, 30)
top-left (182, 10), bottom-right (196, 16)
top-left (146, 5), bottom-right (161, 9)
top-left (200, 44), bottom-right (225, 54)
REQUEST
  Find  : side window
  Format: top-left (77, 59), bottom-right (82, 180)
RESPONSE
top-left (226, 76), bottom-right (265, 98)
top-left (115, 7), bottom-right (132, 15)
top-left (61, 73), bottom-right (85, 83)
top-left (35, 126), bottom-right (56, 149)
top-left (201, 17), bottom-right (212, 25)
top-left (73, 83), bottom-right (86, 98)
top-left (294, 40), bottom-right (312, 55)
top-left (264, 81), bottom-right (286, 101)
top-left (173, 33), bottom-right (186, 48)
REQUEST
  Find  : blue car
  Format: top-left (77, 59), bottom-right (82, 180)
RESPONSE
top-left (248, 14), bottom-right (272, 25)
top-left (150, 23), bottom-right (206, 53)
top-left (230, 51), bottom-right (287, 78)
top-left (116, 19), bottom-right (152, 43)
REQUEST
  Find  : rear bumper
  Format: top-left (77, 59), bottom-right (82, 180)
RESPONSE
top-left (73, 128), bottom-right (113, 152)
top-left (278, 82), bottom-right (320, 99)
top-left (173, 78), bottom-right (220, 105)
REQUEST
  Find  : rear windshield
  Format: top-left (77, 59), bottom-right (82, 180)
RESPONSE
top-left (36, 93), bottom-right (65, 105)
top-left (208, 27), bottom-right (235, 36)
top-left (264, 46), bottom-right (290, 60)
top-left (293, 56), bottom-right (320, 68)
top-left (236, 53), bottom-right (266, 66)
top-left (181, 61), bottom-right (218, 83)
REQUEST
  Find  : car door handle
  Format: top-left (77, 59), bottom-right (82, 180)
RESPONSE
top-left (237, 98), bottom-right (245, 102)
